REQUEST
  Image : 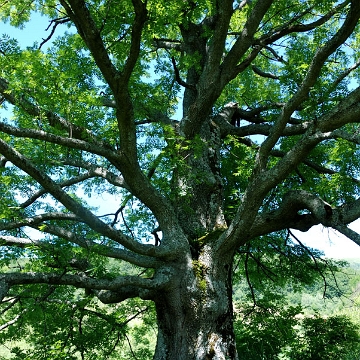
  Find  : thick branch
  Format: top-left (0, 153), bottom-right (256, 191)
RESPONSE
top-left (217, 87), bottom-right (360, 140)
top-left (214, 107), bottom-right (359, 182)
top-left (0, 111), bottom-right (184, 257)
top-left (206, 0), bottom-right (234, 74)
top-left (0, 138), bottom-right (160, 258)
top-left (250, 191), bottom-right (360, 242)
top-left (181, 0), bottom-right (274, 138)
top-left (0, 121), bottom-right (123, 168)
top-left (94, 287), bottom-right (154, 304)
top-left (220, 0), bottom-right (274, 84)
top-left (40, 223), bottom-right (159, 268)
top-left (333, 224), bottom-right (360, 247)
top-left (0, 77), bottom-right (102, 144)
top-left (0, 272), bottom-right (161, 302)
top-left (180, 1), bottom-right (234, 138)
top-left (0, 279), bottom-right (9, 303)
top-left (0, 229), bottom-right (157, 269)
top-left (330, 129), bottom-right (360, 145)
top-left (316, 87), bottom-right (360, 132)
top-left (61, 0), bottom-right (146, 165)
top-left (220, 85), bottom-right (360, 252)
top-left (251, 190), bottom-right (330, 236)
top-left (258, 87), bottom-right (360, 194)
top-left (122, 0), bottom-right (147, 84)
top-left (0, 236), bottom-right (46, 248)
top-left (256, 1), bottom-right (360, 172)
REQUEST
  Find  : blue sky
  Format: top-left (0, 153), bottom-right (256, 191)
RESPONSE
top-left (293, 223), bottom-right (360, 259)
top-left (1, 12), bottom-right (57, 48)
top-left (1, 11), bottom-right (360, 259)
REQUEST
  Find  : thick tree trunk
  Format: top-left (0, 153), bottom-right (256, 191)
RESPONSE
top-left (153, 250), bottom-right (238, 360)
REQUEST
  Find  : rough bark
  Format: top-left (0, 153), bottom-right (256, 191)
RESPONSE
top-left (153, 249), bottom-right (237, 360)
top-left (172, 118), bottom-right (226, 239)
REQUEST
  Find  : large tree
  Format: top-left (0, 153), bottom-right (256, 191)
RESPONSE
top-left (1, 0), bottom-right (360, 358)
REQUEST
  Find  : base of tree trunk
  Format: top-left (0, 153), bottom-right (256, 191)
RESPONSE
top-left (153, 255), bottom-right (239, 360)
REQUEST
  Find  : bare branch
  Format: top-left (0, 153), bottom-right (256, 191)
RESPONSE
top-left (256, 0), bottom-right (351, 47)
top-left (0, 212), bottom-right (80, 232)
top-left (251, 64), bottom-right (279, 80)
top-left (334, 224), bottom-right (360, 246)
top-left (153, 38), bottom-right (184, 51)
top-left (19, 166), bottom-right (129, 208)
top-left (39, 17), bottom-right (71, 49)
top-left (171, 56), bottom-right (196, 90)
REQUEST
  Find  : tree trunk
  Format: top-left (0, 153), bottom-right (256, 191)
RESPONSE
top-left (153, 249), bottom-right (238, 360)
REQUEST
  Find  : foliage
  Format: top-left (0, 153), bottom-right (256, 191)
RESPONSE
top-left (234, 255), bottom-right (360, 360)
top-left (235, 306), bottom-right (360, 360)
top-left (0, 282), bottom-right (156, 359)
top-left (288, 315), bottom-right (360, 360)
top-left (1, 0), bottom-right (360, 358)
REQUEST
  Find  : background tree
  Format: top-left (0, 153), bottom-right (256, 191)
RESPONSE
top-left (1, 0), bottom-right (360, 358)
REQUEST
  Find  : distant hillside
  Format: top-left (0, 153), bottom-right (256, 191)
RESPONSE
top-left (343, 258), bottom-right (360, 270)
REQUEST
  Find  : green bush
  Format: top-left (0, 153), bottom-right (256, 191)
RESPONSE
top-left (235, 309), bottom-right (360, 360)
top-left (287, 315), bottom-right (360, 360)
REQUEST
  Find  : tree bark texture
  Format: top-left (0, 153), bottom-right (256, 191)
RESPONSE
top-left (153, 251), bottom-right (237, 360)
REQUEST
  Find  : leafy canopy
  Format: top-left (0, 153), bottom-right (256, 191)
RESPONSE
top-left (1, 0), bottom-right (360, 358)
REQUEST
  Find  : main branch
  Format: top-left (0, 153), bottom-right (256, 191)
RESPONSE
top-left (0, 138), bottom-right (158, 258)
